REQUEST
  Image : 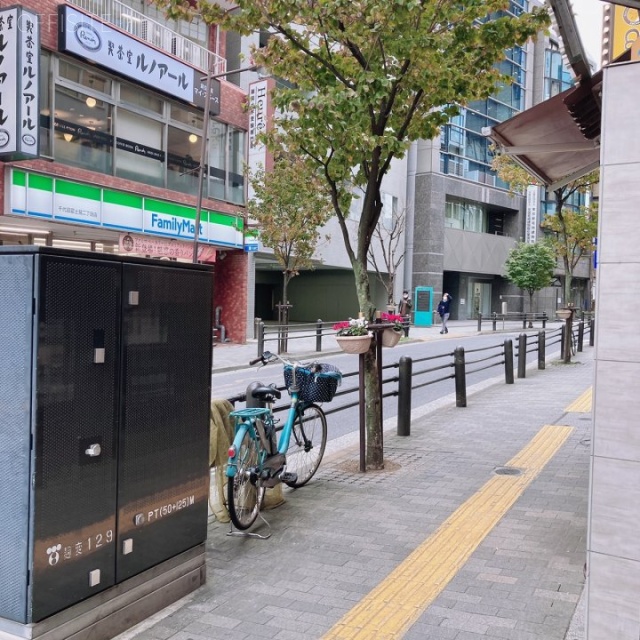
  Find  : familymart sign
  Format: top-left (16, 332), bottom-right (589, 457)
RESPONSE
top-left (7, 169), bottom-right (245, 248)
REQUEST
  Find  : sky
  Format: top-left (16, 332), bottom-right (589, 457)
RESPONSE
top-left (571, 0), bottom-right (604, 66)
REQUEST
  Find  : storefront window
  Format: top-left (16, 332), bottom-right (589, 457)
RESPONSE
top-left (54, 86), bottom-right (113, 174)
top-left (167, 126), bottom-right (201, 194)
top-left (115, 109), bottom-right (164, 187)
top-left (228, 129), bottom-right (245, 204)
top-left (120, 82), bottom-right (163, 114)
top-left (208, 124), bottom-right (226, 200)
top-left (50, 57), bottom-right (245, 205)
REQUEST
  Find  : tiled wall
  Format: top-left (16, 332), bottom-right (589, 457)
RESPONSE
top-left (588, 60), bottom-right (640, 639)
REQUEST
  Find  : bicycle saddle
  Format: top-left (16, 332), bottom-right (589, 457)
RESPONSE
top-left (251, 384), bottom-right (282, 401)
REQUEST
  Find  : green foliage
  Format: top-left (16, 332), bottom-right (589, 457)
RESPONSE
top-left (158, 0), bottom-right (549, 273)
top-left (504, 241), bottom-right (556, 296)
top-left (491, 148), bottom-right (599, 305)
top-left (247, 153), bottom-right (332, 300)
top-left (154, 0), bottom-right (549, 468)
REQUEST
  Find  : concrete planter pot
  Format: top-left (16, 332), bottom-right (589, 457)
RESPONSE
top-left (381, 328), bottom-right (402, 348)
top-left (336, 335), bottom-right (372, 354)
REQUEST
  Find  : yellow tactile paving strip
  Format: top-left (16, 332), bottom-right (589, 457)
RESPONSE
top-left (565, 387), bottom-right (592, 413)
top-left (322, 424), bottom-right (574, 640)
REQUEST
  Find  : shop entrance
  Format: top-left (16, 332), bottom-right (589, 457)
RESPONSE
top-left (470, 281), bottom-right (492, 318)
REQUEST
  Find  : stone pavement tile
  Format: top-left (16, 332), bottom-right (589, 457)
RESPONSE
top-left (115, 355), bottom-right (591, 640)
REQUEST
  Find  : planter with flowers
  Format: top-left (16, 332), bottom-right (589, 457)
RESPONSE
top-left (380, 312), bottom-right (404, 347)
top-left (333, 318), bottom-right (372, 354)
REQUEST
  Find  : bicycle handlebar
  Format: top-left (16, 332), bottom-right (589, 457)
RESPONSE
top-left (249, 351), bottom-right (318, 371)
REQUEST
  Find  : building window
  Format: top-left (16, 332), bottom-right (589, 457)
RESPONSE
top-left (53, 86), bottom-right (113, 175)
top-left (115, 109), bottom-right (164, 187)
top-left (45, 56), bottom-right (246, 205)
top-left (381, 193), bottom-right (397, 231)
top-left (228, 129), bottom-right (246, 204)
top-left (445, 199), bottom-right (487, 232)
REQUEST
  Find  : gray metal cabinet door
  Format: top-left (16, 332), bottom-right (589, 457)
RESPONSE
top-left (116, 263), bottom-right (212, 582)
top-left (31, 255), bottom-right (121, 622)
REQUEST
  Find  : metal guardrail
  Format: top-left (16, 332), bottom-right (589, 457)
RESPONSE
top-left (478, 312), bottom-right (548, 332)
top-left (228, 320), bottom-right (594, 436)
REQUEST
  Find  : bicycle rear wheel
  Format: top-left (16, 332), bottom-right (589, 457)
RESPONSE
top-left (227, 429), bottom-right (265, 530)
top-left (285, 404), bottom-right (327, 487)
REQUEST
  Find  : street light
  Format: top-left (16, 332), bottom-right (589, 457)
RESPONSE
top-left (192, 63), bottom-right (259, 263)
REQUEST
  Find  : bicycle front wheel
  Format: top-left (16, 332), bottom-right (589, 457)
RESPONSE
top-left (227, 429), bottom-right (265, 530)
top-left (286, 404), bottom-right (327, 487)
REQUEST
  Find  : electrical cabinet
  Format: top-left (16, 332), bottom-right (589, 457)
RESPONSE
top-left (0, 247), bottom-right (213, 624)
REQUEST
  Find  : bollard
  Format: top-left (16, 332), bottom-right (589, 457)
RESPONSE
top-left (578, 320), bottom-right (584, 352)
top-left (316, 319), bottom-right (323, 352)
top-left (542, 312), bottom-right (547, 329)
top-left (477, 313), bottom-right (482, 333)
top-left (504, 339), bottom-right (514, 384)
top-left (253, 317), bottom-right (262, 340)
top-left (522, 315), bottom-right (527, 330)
top-left (589, 318), bottom-right (595, 347)
top-left (397, 356), bottom-right (412, 436)
top-left (257, 321), bottom-right (265, 358)
top-left (454, 346), bottom-right (467, 407)
top-left (517, 333), bottom-right (527, 378)
top-left (538, 330), bottom-right (545, 370)
top-left (492, 312), bottom-right (497, 332)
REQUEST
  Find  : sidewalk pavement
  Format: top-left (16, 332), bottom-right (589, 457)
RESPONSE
top-left (118, 320), bottom-right (590, 640)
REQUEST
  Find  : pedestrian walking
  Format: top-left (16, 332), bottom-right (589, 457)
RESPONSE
top-left (397, 290), bottom-right (412, 337)
top-left (437, 293), bottom-right (452, 334)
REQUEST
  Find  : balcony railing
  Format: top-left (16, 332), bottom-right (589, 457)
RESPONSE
top-left (68, 0), bottom-right (226, 76)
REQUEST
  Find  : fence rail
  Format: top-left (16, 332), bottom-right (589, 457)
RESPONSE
top-left (228, 320), bottom-right (594, 437)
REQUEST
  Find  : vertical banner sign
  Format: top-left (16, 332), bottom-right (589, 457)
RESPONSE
top-left (0, 7), bottom-right (40, 160)
top-left (247, 80), bottom-right (268, 202)
top-left (525, 185), bottom-right (539, 244)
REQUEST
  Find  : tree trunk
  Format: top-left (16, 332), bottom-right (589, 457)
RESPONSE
top-left (352, 258), bottom-right (384, 470)
top-left (563, 256), bottom-right (573, 307)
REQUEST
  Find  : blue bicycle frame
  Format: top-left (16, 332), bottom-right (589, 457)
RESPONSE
top-left (225, 389), bottom-right (302, 478)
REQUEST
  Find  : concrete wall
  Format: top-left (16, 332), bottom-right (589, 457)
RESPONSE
top-left (587, 60), bottom-right (640, 640)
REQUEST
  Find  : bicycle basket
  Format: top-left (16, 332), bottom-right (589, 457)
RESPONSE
top-left (283, 363), bottom-right (342, 403)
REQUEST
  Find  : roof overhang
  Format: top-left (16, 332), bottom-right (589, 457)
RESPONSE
top-left (484, 72), bottom-right (602, 191)
top-left (481, 0), bottom-right (609, 190)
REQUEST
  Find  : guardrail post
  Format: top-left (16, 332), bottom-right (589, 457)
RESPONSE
top-left (589, 318), bottom-right (595, 347)
top-left (517, 333), bottom-right (527, 378)
top-left (316, 319), bottom-right (323, 352)
top-left (492, 312), bottom-right (497, 332)
top-left (477, 313), bottom-right (482, 332)
top-left (454, 347), bottom-right (467, 407)
top-left (538, 330), bottom-right (546, 370)
top-left (257, 321), bottom-right (265, 358)
top-left (577, 320), bottom-right (584, 352)
top-left (542, 312), bottom-right (547, 329)
top-left (397, 356), bottom-right (412, 436)
top-left (504, 339), bottom-right (514, 384)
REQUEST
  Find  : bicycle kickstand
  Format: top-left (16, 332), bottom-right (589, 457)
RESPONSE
top-left (226, 511), bottom-right (272, 540)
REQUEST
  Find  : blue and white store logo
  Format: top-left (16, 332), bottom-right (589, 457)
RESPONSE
top-left (74, 22), bottom-right (102, 52)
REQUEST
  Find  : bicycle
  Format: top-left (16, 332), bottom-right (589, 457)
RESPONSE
top-left (225, 351), bottom-right (342, 531)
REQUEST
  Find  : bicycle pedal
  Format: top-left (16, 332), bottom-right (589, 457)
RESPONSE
top-left (280, 472), bottom-right (298, 486)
